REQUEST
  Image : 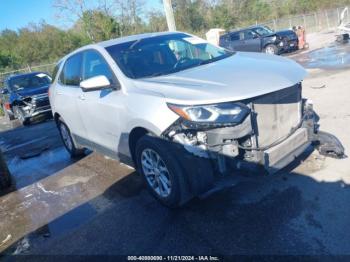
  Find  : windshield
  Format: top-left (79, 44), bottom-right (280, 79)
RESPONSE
top-left (9, 73), bottom-right (51, 91)
top-left (105, 33), bottom-right (233, 79)
top-left (253, 26), bottom-right (274, 36)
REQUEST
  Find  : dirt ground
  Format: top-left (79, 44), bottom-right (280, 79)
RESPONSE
top-left (0, 32), bottom-right (350, 257)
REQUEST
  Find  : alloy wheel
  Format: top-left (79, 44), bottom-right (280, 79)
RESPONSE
top-left (60, 123), bottom-right (73, 151)
top-left (141, 148), bottom-right (172, 198)
top-left (265, 46), bottom-right (276, 54)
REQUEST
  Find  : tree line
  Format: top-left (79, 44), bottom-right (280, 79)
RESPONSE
top-left (1, 0), bottom-right (350, 73)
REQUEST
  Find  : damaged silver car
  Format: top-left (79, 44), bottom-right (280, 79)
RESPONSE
top-left (50, 32), bottom-right (345, 207)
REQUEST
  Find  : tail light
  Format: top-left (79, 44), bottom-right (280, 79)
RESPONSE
top-left (4, 102), bottom-right (11, 110)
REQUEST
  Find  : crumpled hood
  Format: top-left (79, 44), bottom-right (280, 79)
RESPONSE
top-left (133, 52), bottom-right (307, 105)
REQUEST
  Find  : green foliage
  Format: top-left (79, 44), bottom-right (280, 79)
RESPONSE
top-left (1, 0), bottom-right (350, 72)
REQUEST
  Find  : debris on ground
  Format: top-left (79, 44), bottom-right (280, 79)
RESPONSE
top-left (311, 84), bottom-right (326, 89)
top-left (0, 234), bottom-right (12, 248)
top-left (315, 131), bottom-right (346, 159)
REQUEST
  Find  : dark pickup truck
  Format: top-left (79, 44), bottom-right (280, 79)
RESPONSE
top-left (0, 72), bottom-right (52, 125)
top-left (219, 25), bottom-right (298, 55)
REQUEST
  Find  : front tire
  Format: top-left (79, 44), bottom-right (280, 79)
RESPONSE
top-left (264, 44), bottom-right (278, 55)
top-left (135, 135), bottom-right (187, 207)
top-left (57, 118), bottom-right (85, 158)
top-left (13, 106), bottom-right (30, 126)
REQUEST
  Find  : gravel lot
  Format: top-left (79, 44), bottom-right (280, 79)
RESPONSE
top-left (0, 32), bottom-right (349, 257)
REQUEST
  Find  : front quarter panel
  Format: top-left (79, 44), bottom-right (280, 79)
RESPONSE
top-left (119, 88), bottom-right (179, 158)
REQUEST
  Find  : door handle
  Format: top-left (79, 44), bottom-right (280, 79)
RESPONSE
top-left (78, 94), bottom-right (86, 100)
top-left (56, 91), bottom-right (63, 95)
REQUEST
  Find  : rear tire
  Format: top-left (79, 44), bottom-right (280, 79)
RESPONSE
top-left (57, 118), bottom-right (85, 158)
top-left (264, 44), bottom-right (278, 55)
top-left (135, 135), bottom-right (187, 207)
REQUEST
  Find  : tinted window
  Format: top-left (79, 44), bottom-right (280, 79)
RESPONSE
top-left (82, 50), bottom-right (115, 84)
top-left (253, 26), bottom-right (274, 36)
top-left (243, 30), bottom-right (256, 40)
top-left (9, 73), bottom-right (51, 91)
top-left (60, 53), bottom-right (82, 86)
top-left (230, 33), bottom-right (240, 41)
top-left (106, 33), bottom-right (233, 79)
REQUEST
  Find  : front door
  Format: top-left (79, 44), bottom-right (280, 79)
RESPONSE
top-left (54, 52), bottom-right (87, 139)
top-left (76, 49), bottom-right (123, 154)
top-left (241, 30), bottom-right (261, 52)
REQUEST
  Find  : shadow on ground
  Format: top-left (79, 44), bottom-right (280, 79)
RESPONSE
top-left (1, 150), bottom-right (349, 256)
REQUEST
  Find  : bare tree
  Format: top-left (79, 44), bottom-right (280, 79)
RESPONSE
top-left (53, 0), bottom-right (95, 40)
top-left (113, 0), bottom-right (145, 34)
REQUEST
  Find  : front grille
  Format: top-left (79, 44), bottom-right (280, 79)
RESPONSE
top-left (32, 94), bottom-right (50, 108)
top-left (252, 84), bottom-right (302, 147)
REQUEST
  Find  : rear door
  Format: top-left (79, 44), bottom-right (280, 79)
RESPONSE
top-left (227, 32), bottom-right (242, 51)
top-left (54, 52), bottom-right (87, 139)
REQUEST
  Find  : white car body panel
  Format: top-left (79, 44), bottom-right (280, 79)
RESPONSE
top-left (50, 31), bottom-right (306, 161)
top-left (134, 52), bottom-right (306, 105)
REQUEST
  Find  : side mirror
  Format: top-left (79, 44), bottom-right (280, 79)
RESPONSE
top-left (1, 88), bottom-right (8, 95)
top-left (80, 75), bottom-right (114, 92)
top-left (253, 34), bottom-right (259, 39)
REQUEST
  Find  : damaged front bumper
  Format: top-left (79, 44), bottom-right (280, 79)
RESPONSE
top-left (15, 93), bottom-right (51, 120)
top-left (163, 94), bottom-right (344, 178)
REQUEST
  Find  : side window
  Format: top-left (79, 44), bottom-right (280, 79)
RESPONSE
top-left (82, 50), bottom-right (115, 84)
top-left (60, 53), bottom-right (82, 86)
top-left (230, 33), bottom-right (240, 41)
top-left (243, 30), bottom-right (256, 40)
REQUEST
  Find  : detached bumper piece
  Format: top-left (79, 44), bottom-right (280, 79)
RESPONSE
top-left (314, 131), bottom-right (346, 159)
top-left (264, 127), bottom-right (309, 173)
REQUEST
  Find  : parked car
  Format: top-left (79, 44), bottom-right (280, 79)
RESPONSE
top-left (219, 25), bottom-right (299, 55)
top-left (0, 72), bottom-right (52, 125)
top-left (50, 32), bottom-right (326, 207)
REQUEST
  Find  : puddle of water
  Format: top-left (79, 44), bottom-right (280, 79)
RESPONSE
top-left (295, 42), bottom-right (350, 69)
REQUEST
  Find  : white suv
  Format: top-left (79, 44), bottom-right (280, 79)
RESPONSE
top-left (50, 32), bottom-right (318, 207)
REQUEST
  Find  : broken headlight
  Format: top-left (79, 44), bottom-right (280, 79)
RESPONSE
top-left (168, 102), bottom-right (250, 126)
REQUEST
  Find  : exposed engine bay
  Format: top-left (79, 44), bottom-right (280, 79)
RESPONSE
top-left (163, 84), bottom-right (345, 175)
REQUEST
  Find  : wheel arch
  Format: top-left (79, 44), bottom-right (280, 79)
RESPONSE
top-left (128, 127), bottom-right (152, 167)
top-left (54, 112), bottom-right (61, 125)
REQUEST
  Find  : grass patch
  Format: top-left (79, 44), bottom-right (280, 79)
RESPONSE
top-left (0, 106), bottom-right (4, 116)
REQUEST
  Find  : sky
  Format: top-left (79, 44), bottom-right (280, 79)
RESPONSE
top-left (0, 0), bottom-right (163, 31)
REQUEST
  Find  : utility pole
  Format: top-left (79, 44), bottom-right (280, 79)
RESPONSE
top-left (163, 0), bottom-right (176, 31)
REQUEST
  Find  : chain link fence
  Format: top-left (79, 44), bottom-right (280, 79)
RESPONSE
top-left (0, 63), bottom-right (56, 85)
top-left (1, 6), bottom-right (349, 83)
top-left (261, 6), bottom-right (348, 33)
